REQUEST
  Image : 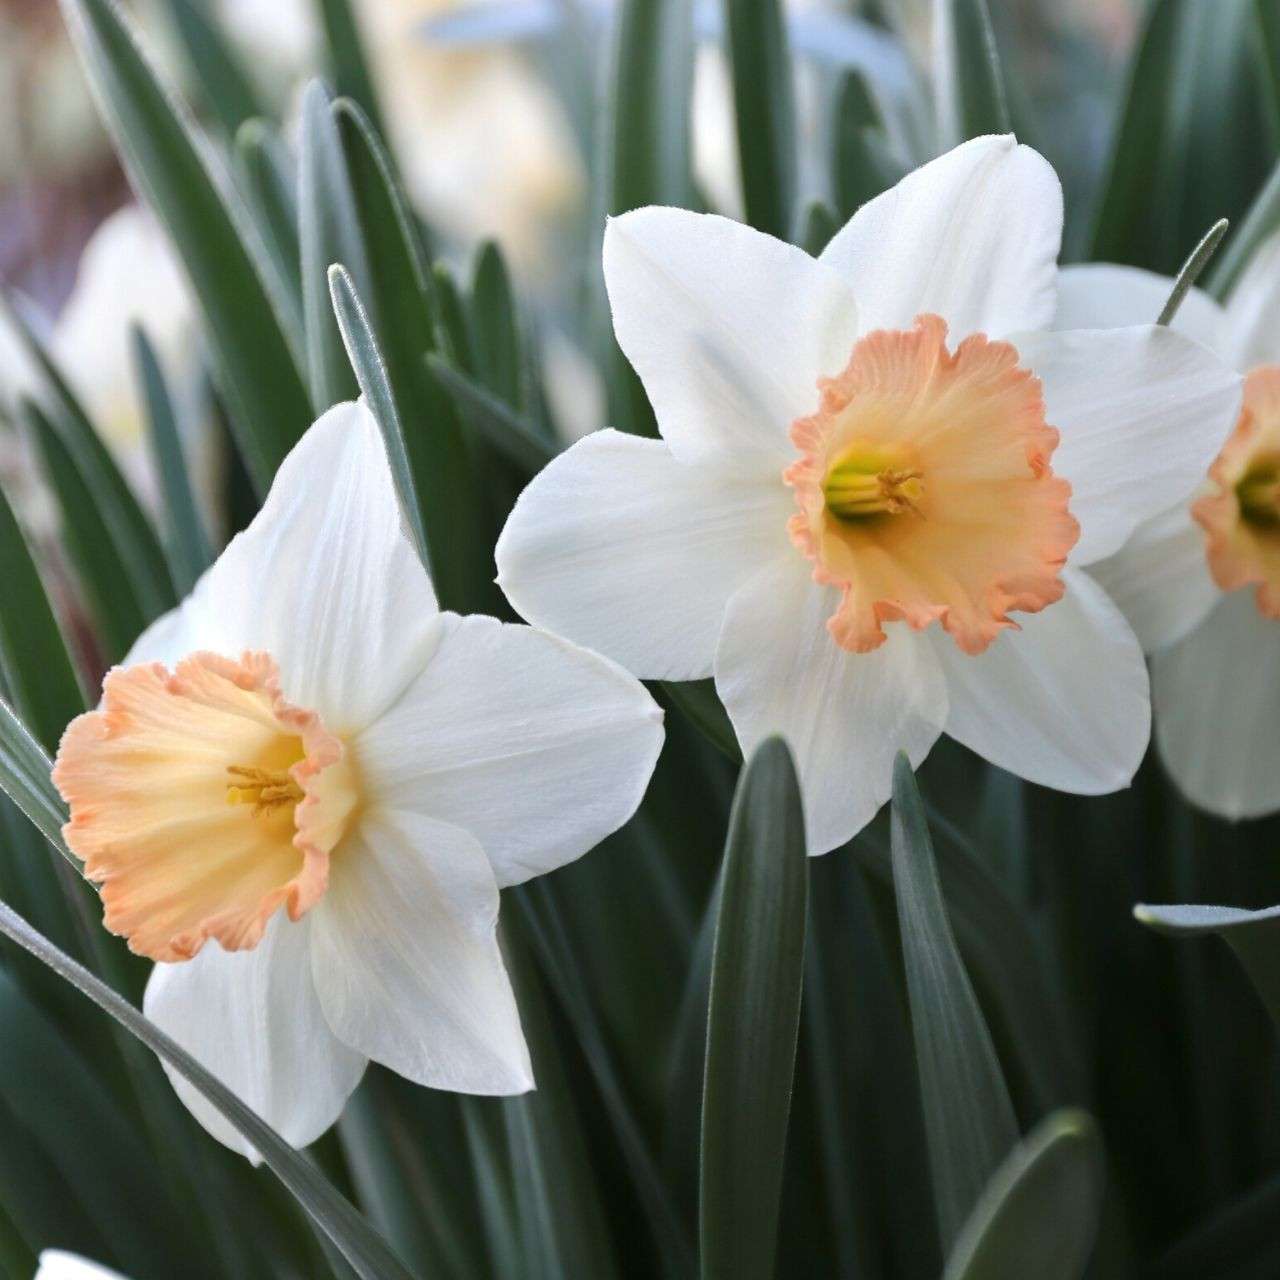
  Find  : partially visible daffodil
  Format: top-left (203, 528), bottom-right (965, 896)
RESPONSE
top-left (496, 135), bottom-right (1242, 853)
top-left (52, 400), bottom-right (664, 1155)
top-left (1063, 233), bottom-right (1280, 818)
top-left (49, 203), bottom-right (196, 500)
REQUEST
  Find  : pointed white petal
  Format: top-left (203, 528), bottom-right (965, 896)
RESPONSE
top-left (819, 134), bottom-right (1062, 338)
top-left (496, 430), bottom-right (793, 680)
top-left (1014, 326), bottom-right (1243, 565)
top-left (932, 569), bottom-right (1149, 793)
top-left (1087, 503), bottom-right (1221, 652)
top-left (714, 553), bottom-right (947, 854)
top-left (1223, 228), bottom-right (1280, 369)
top-left (1153, 591), bottom-right (1280, 819)
top-left (167, 401), bottom-right (440, 734)
top-left (357, 613), bottom-right (664, 887)
top-left (310, 810), bottom-right (532, 1094)
top-left (143, 913), bottom-right (366, 1157)
top-left (1054, 263), bottom-right (1228, 357)
top-left (604, 207), bottom-right (859, 467)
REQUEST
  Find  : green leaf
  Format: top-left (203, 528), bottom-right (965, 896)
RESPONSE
top-left (469, 242), bottom-right (525, 414)
top-left (233, 117), bottom-right (305, 353)
top-left (1157, 218), bottom-right (1230, 324)
top-left (890, 753), bottom-right (1019, 1251)
top-left (162, 0), bottom-right (264, 136)
top-left (942, 1110), bottom-right (1103, 1280)
top-left (935, 0), bottom-right (1011, 145)
top-left (606, 0), bottom-right (696, 213)
top-left (59, 0), bottom-right (312, 494)
top-left (22, 399), bottom-right (150, 664)
top-left (832, 70), bottom-right (892, 220)
top-left (0, 477), bottom-right (86, 751)
top-left (1206, 152), bottom-right (1280, 297)
top-left (721, 0), bottom-right (796, 238)
top-left (0, 695), bottom-right (79, 870)
top-left (1135, 901), bottom-right (1280, 1029)
top-left (1149, 1165), bottom-right (1280, 1280)
top-left (426, 353), bottom-right (555, 475)
top-left (300, 79), bottom-right (365, 412)
top-left (701, 736), bottom-right (808, 1280)
top-left (797, 199), bottom-right (840, 257)
top-left (327, 265), bottom-right (430, 570)
top-left (133, 326), bottom-right (215, 595)
top-left (659, 680), bottom-right (741, 765)
top-left (334, 98), bottom-right (490, 615)
top-left (317, 0), bottom-right (385, 138)
top-left (0, 896), bottom-right (421, 1280)
top-left (0, 288), bottom-right (175, 625)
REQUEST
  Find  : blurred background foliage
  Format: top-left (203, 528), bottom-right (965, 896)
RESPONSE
top-left (1, 1), bottom-right (1280, 1278)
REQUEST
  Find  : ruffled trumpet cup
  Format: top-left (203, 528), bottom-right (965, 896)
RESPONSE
top-left (1074, 237), bottom-right (1280, 818)
top-left (496, 134), bottom-right (1243, 853)
top-left (52, 400), bottom-right (664, 1157)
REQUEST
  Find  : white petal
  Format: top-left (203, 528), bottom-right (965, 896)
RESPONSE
top-left (1153, 591), bottom-right (1280, 819)
top-left (931, 569), bottom-right (1149, 793)
top-left (1014, 326), bottom-right (1243, 565)
top-left (496, 429), bottom-right (793, 680)
top-left (1222, 228), bottom-right (1280, 369)
top-left (1054, 263), bottom-right (1228, 357)
top-left (122, 567), bottom-right (214, 668)
top-left (143, 913), bottom-right (366, 1158)
top-left (35, 1253), bottom-right (128, 1280)
top-left (357, 613), bottom-right (663, 886)
top-left (174, 401), bottom-right (440, 734)
top-left (714, 553), bottom-right (948, 855)
top-left (604, 207), bottom-right (859, 468)
top-left (310, 810), bottom-right (532, 1094)
top-left (819, 134), bottom-right (1062, 338)
top-left (1086, 503), bottom-right (1221, 652)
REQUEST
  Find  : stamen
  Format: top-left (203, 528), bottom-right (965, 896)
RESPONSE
top-left (824, 461), bottom-right (925, 520)
top-left (226, 765), bottom-right (305, 816)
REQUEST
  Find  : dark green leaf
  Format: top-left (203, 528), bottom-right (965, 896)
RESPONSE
top-left (701, 737), bottom-right (807, 1280)
top-left (659, 680), bottom-right (741, 765)
top-left (133, 326), bottom-right (214, 594)
top-left (317, 0), bottom-right (385, 138)
top-left (1135, 901), bottom-right (1280, 1029)
top-left (1150, 1165), bottom-right (1280, 1280)
top-left (0, 695), bottom-right (78, 870)
top-left (163, 0), bottom-right (264, 136)
top-left (59, 0), bottom-right (312, 494)
top-left (22, 398), bottom-right (150, 663)
top-left (328, 265), bottom-right (430, 570)
top-left (1206, 153), bottom-right (1280, 297)
top-left (797, 199), bottom-right (839, 256)
top-left (942, 1110), bottom-right (1103, 1280)
top-left (300, 79), bottom-right (365, 412)
top-left (833, 70), bottom-right (892, 220)
top-left (890, 753), bottom-right (1018, 1251)
top-left (0, 896), bottom-right (421, 1280)
top-left (721, 0), bottom-right (796, 237)
top-left (469, 243), bottom-right (524, 413)
top-left (935, 0), bottom-right (1011, 144)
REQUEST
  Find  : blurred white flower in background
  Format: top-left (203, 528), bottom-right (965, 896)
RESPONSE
top-left (496, 135), bottom-right (1242, 853)
top-left (1065, 235), bottom-right (1280, 819)
top-left (53, 400), bottom-right (664, 1156)
top-left (33, 1252), bottom-right (128, 1280)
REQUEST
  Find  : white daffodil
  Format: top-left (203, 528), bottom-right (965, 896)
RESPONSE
top-left (1063, 233), bottom-right (1280, 818)
top-left (34, 1253), bottom-right (127, 1280)
top-left (496, 134), bottom-right (1242, 854)
top-left (52, 400), bottom-right (663, 1156)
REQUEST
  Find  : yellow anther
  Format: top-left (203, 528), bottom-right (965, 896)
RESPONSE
top-left (225, 765), bottom-right (304, 817)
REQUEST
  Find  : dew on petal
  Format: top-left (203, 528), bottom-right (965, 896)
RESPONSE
top-left (783, 313), bottom-right (1080, 655)
top-left (52, 651), bottom-right (357, 963)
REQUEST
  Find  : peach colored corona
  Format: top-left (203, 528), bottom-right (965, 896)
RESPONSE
top-left (1193, 365), bottom-right (1280, 619)
top-left (53, 651), bottom-right (355, 964)
top-left (783, 314), bottom-right (1080, 656)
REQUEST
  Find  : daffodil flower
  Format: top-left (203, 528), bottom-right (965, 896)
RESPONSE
top-left (52, 401), bottom-right (664, 1155)
top-left (495, 135), bottom-right (1242, 853)
top-left (1062, 234), bottom-right (1280, 818)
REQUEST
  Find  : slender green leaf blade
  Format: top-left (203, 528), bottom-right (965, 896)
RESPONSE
top-left (59, 0), bottom-right (312, 493)
top-left (942, 1110), bottom-right (1103, 1280)
top-left (317, 0), bottom-right (385, 137)
top-left (890, 753), bottom-right (1018, 1251)
top-left (163, 0), bottom-right (264, 136)
top-left (1206, 153), bottom-right (1280, 297)
top-left (0, 697), bottom-right (78, 870)
top-left (328, 266), bottom-right (430, 570)
top-left (721, 0), bottom-right (796, 237)
top-left (935, 0), bottom-right (1011, 145)
top-left (133, 326), bottom-right (214, 594)
top-left (0, 896), bottom-right (421, 1280)
top-left (701, 736), bottom-right (807, 1280)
